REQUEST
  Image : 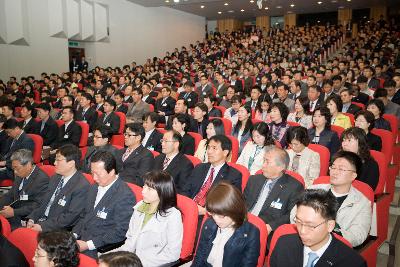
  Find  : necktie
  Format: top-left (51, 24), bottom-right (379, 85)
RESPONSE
top-left (45, 177), bottom-right (65, 215)
top-left (305, 252), bottom-right (319, 267)
top-left (22, 120), bottom-right (26, 128)
top-left (251, 101), bottom-right (256, 109)
top-left (248, 145), bottom-right (262, 169)
top-left (310, 101), bottom-right (314, 111)
top-left (103, 114), bottom-right (108, 123)
top-left (122, 148), bottom-right (132, 162)
top-left (193, 167), bottom-right (215, 206)
top-left (184, 92), bottom-right (189, 99)
top-left (163, 157), bottom-right (170, 170)
top-left (40, 121), bottom-right (45, 132)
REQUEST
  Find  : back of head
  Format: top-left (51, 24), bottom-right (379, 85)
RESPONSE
top-left (296, 189), bottom-right (338, 221)
top-left (99, 251), bottom-right (143, 267)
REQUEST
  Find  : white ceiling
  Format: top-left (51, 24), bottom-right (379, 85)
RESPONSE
top-left (127, 0), bottom-right (398, 20)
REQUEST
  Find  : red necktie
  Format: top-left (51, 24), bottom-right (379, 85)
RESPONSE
top-left (122, 148), bottom-right (132, 162)
top-left (163, 157), bottom-right (170, 170)
top-left (193, 167), bottom-right (215, 207)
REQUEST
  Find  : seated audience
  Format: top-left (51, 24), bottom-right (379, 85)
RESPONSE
top-left (268, 102), bottom-right (290, 148)
top-left (195, 118), bottom-right (226, 163)
top-left (110, 171), bottom-right (183, 267)
top-left (236, 122), bottom-right (275, 175)
top-left (99, 251), bottom-right (143, 267)
top-left (254, 94), bottom-right (272, 123)
top-left (326, 94), bottom-right (352, 130)
top-left (287, 96), bottom-right (313, 128)
top-left (366, 99), bottom-right (391, 131)
top-left (27, 145), bottom-right (90, 232)
top-left (374, 88), bottom-right (400, 121)
top-left (96, 99), bottom-right (121, 135)
top-left (35, 103), bottom-right (59, 146)
top-left (116, 123), bottom-right (153, 186)
top-left (76, 92), bottom-right (98, 133)
top-left (231, 105), bottom-right (253, 154)
top-left (141, 112), bottom-right (162, 153)
top-left (126, 88), bottom-right (150, 123)
top-left (192, 182), bottom-right (260, 267)
top-left (274, 83), bottom-right (295, 112)
top-left (204, 94), bottom-right (222, 118)
top-left (193, 102), bottom-right (209, 138)
top-left (271, 189), bottom-right (367, 267)
top-left (178, 81), bottom-right (198, 109)
top-left (223, 95), bottom-right (241, 126)
top-left (340, 88), bottom-right (361, 115)
top-left (155, 86), bottom-right (176, 124)
top-left (114, 92), bottom-right (129, 114)
top-left (219, 85), bottom-right (235, 109)
top-left (171, 114), bottom-right (195, 155)
top-left (286, 126), bottom-right (320, 187)
top-left (19, 102), bottom-right (38, 134)
top-left (354, 110), bottom-right (382, 151)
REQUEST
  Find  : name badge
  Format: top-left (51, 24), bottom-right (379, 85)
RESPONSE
top-left (97, 207), bottom-right (108, 219)
top-left (162, 103), bottom-right (167, 107)
top-left (203, 92), bottom-right (207, 95)
top-left (188, 98), bottom-right (191, 101)
top-left (148, 146), bottom-right (154, 151)
top-left (58, 196), bottom-right (66, 207)
top-left (20, 194), bottom-right (29, 201)
top-left (106, 123), bottom-right (111, 126)
top-left (64, 134), bottom-right (69, 139)
top-left (271, 198), bottom-right (283, 210)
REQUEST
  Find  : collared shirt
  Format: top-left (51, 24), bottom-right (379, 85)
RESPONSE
top-left (163, 152), bottom-right (178, 169)
top-left (44, 171), bottom-right (76, 216)
top-left (303, 234), bottom-right (332, 267)
top-left (201, 162), bottom-right (225, 186)
top-left (23, 117), bottom-right (32, 128)
top-left (18, 165), bottom-right (36, 191)
top-left (250, 175), bottom-right (282, 216)
top-left (142, 129), bottom-right (155, 147)
top-left (64, 120), bottom-right (73, 130)
top-left (342, 102), bottom-right (351, 113)
top-left (94, 176), bottom-right (118, 208)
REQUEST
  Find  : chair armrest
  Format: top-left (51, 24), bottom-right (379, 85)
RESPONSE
top-left (354, 235), bottom-right (377, 253)
top-left (96, 239), bottom-right (126, 253)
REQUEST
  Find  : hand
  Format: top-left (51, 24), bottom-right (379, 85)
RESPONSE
top-left (0, 206), bottom-right (14, 218)
top-left (266, 224), bottom-right (272, 233)
top-left (197, 205), bottom-right (207, 216)
top-left (158, 111), bottom-right (165, 116)
top-left (77, 240), bottom-right (89, 252)
top-left (29, 223), bottom-right (43, 232)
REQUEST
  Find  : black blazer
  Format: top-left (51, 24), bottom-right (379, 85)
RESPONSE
top-left (28, 171), bottom-right (90, 232)
top-left (197, 84), bottom-right (213, 100)
top-left (195, 119), bottom-right (209, 139)
top-left (0, 131), bottom-right (8, 155)
top-left (73, 178), bottom-right (136, 258)
top-left (182, 163), bottom-right (242, 199)
top-left (270, 233), bottom-right (366, 267)
top-left (143, 95), bottom-right (156, 106)
top-left (308, 128), bottom-right (340, 157)
top-left (96, 112), bottom-right (120, 135)
top-left (391, 89), bottom-right (400, 105)
top-left (51, 120), bottom-right (82, 149)
top-left (1, 133), bottom-right (34, 171)
top-left (35, 117), bottom-right (59, 146)
top-left (359, 157), bottom-right (379, 191)
top-left (368, 78), bottom-right (380, 89)
top-left (344, 104), bottom-right (361, 115)
top-left (366, 132), bottom-right (382, 151)
top-left (154, 153), bottom-right (194, 194)
top-left (76, 106), bottom-right (98, 132)
top-left (81, 144), bottom-right (118, 173)
top-left (143, 130), bottom-right (162, 153)
top-left (116, 145), bottom-right (154, 186)
top-left (155, 96), bottom-right (176, 116)
top-left (208, 107), bottom-right (222, 118)
top-left (19, 118), bottom-right (39, 134)
top-left (192, 218), bottom-right (260, 267)
top-left (352, 93), bottom-right (370, 106)
top-left (0, 166), bottom-right (49, 229)
top-left (0, 234), bottom-right (29, 267)
top-left (116, 104), bottom-right (128, 114)
top-left (244, 173), bottom-right (303, 230)
top-left (178, 91), bottom-right (198, 108)
top-left (181, 133), bottom-right (195, 155)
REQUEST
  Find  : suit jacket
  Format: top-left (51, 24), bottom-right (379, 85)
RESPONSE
top-left (0, 166), bottom-right (49, 229)
top-left (126, 101), bottom-right (150, 123)
top-left (231, 79), bottom-right (243, 94)
top-left (368, 78), bottom-right (380, 89)
top-left (244, 173), bottom-right (303, 230)
top-left (215, 83), bottom-right (229, 98)
top-left (143, 95), bottom-right (156, 106)
top-left (181, 133), bottom-right (195, 155)
top-left (28, 171), bottom-right (90, 232)
top-left (308, 128), bottom-right (340, 156)
top-left (352, 93), bottom-right (370, 106)
top-left (73, 178), bottom-right (136, 258)
top-left (154, 153), bottom-right (194, 194)
top-left (269, 233), bottom-right (366, 267)
top-left (19, 118), bottom-right (38, 134)
top-left (192, 218), bottom-right (260, 267)
top-left (0, 234), bottom-right (29, 267)
top-left (115, 104), bottom-right (128, 114)
top-left (182, 163), bottom-right (242, 199)
top-left (51, 120), bottom-right (82, 149)
top-left (391, 89), bottom-right (400, 105)
top-left (208, 107), bottom-right (222, 118)
top-left (116, 145), bottom-right (153, 186)
top-left (366, 132), bottom-right (382, 151)
top-left (155, 97), bottom-right (176, 117)
top-left (178, 91), bottom-right (198, 108)
top-left (76, 106), bottom-right (98, 132)
top-left (0, 131), bottom-right (8, 155)
top-left (81, 144), bottom-right (118, 173)
top-left (343, 103), bottom-right (361, 115)
top-left (197, 84), bottom-right (213, 100)
top-left (35, 117), bottom-right (59, 146)
top-left (143, 130), bottom-right (162, 153)
top-left (96, 112), bottom-right (120, 135)
top-left (95, 104), bottom-right (105, 113)
top-left (287, 147), bottom-right (320, 188)
top-left (1, 133), bottom-right (34, 172)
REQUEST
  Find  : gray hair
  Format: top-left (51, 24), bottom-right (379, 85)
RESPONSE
top-left (10, 149), bottom-right (33, 165)
top-left (264, 145), bottom-right (290, 170)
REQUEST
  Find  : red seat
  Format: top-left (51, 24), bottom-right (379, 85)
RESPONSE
top-left (344, 112), bottom-right (355, 126)
top-left (96, 110), bottom-right (103, 117)
top-left (254, 170), bottom-right (305, 188)
top-left (210, 117), bottom-right (232, 136)
top-left (55, 119), bottom-right (64, 127)
top-left (150, 150), bottom-right (160, 157)
top-left (15, 107), bottom-right (22, 116)
top-left (331, 125), bottom-right (344, 138)
top-left (0, 179), bottom-right (13, 187)
top-left (369, 150), bottom-right (387, 195)
top-left (352, 101), bottom-right (365, 110)
top-left (83, 173), bottom-right (95, 185)
top-left (0, 215), bottom-right (11, 237)
top-left (38, 165), bottom-right (56, 177)
top-left (287, 121), bottom-right (301, 127)
top-left (8, 228), bottom-right (39, 267)
top-left (251, 118), bottom-right (262, 124)
top-left (156, 128), bottom-right (167, 134)
top-left (187, 132), bottom-right (202, 152)
top-left (228, 162), bottom-right (250, 192)
top-left (110, 134), bottom-right (124, 147)
top-left (213, 105), bottom-right (226, 117)
top-left (177, 194), bottom-right (198, 260)
top-left (149, 104), bottom-right (154, 112)
top-left (382, 114), bottom-right (398, 143)
top-left (126, 182), bottom-right (143, 202)
top-left (308, 144), bottom-right (330, 176)
top-left (227, 135), bottom-right (239, 163)
top-left (79, 253), bottom-right (98, 267)
top-left (76, 121), bottom-right (89, 147)
top-left (185, 154), bottom-right (201, 167)
top-left (80, 146), bottom-right (88, 161)
top-left (370, 129), bottom-right (393, 166)
top-left (247, 213), bottom-right (268, 267)
top-left (115, 112), bottom-right (126, 135)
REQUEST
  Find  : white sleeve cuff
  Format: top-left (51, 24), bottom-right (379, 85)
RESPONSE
top-left (87, 240), bottom-right (96, 250)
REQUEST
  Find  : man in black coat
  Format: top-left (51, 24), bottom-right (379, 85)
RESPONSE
top-left (178, 81), bottom-right (198, 109)
top-left (155, 87), bottom-right (176, 123)
top-left (0, 149), bottom-right (49, 229)
top-left (50, 106), bottom-right (82, 150)
top-left (154, 130), bottom-right (193, 193)
top-left (269, 189), bottom-right (366, 267)
top-left (35, 103), bottom-right (59, 146)
top-left (76, 92), bottom-right (98, 133)
top-left (96, 99), bottom-right (120, 135)
top-left (19, 102), bottom-right (39, 134)
top-left (142, 112), bottom-right (162, 153)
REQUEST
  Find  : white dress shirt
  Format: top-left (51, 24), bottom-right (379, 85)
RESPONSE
top-left (303, 234), bottom-right (332, 267)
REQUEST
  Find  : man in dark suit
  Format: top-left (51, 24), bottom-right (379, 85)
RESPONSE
top-left (351, 84), bottom-right (370, 106)
top-left (73, 151), bottom-right (135, 259)
top-left (50, 106), bottom-right (82, 150)
top-left (142, 112), bottom-right (162, 153)
top-left (142, 84), bottom-right (156, 106)
top-left (340, 88), bottom-right (361, 114)
top-left (0, 115), bottom-right (8, 155)
top-left (178, 81), bottom-right (198, 109)
top-left (155, 87), bottom-right (176, 123)
top-left (154, 130), bottom-right (193, 193)
top-left (204, 94), bottom-right (222, 118)
top-left (96, 99), bottom-right (120, 135)
top-left (19, 102), bottom-right (38, 134)
top-left (76, 93), bottom-right (98, 133)
top-left (364, 66), bottom-right (380, 89)
top-left (116, 123), bottom-right (153, 186)
top-left (197, 75), bottom-right (213, 101)
top-left (27, 144), bottom-right (90, 232)
top-left (35, 103), bottom-right (59, 146)
top-left (0, 149), bottom-right (49, 229)
top-left (215, 75), bottom-right (228, 99)
top-left (308, 86), bottom-right (324, 113)
top-left (269, 189), bottom-right (366, 267)
top-left (244, 146), bottom-right (303, 234)
top-left (0, 119), bottom-right (34, 181)
top-left (182, 135), bottom-right (242, 216)
top-left (114, 92), bottom-right (128, 114)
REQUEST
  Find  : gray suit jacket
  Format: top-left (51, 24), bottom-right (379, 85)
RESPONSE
top-left (81, 144), bottom-right (118, 173)
top-left (126, 101), bottom-right (150, 123)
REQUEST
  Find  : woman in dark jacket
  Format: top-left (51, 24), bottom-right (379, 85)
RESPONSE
top-left (172, 113), bottom-right (195, 155)
top-left (192, 182), bottom-right (260, 267)
top-left (367, 99), bottom-right (391, 131)
top-left (354, 110), bottom-right (382, 151)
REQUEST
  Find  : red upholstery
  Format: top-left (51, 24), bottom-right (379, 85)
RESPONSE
top-left (228, 162), bottom-right (250, 192)
top-left (251, 119), bottom-right (262, 124)
top-left (210, 117), bottom-right (232, 135)
top-left (96, 110), bottom-right (103, 117)
top-left (247, 213), bottom-right (268, 267)
top-left (285, 170), bottom-right (305, 188)
top-left (308, 144), bottom-right (330, 176)
top-left (287, 121), bottom-right (301, 127)
top-left (150, 150), bottom-right (160, 157)
top-left (80, 146), bottom-right (88, 161)
top-left (331, 125), bottom-right (344, 138)
top-left (0, 179), bottom-right (13, 187)
top-left (382, 114), bottom-right (398, 141)
top-left (177, 194), bottom-right (198, 259)
top-left (370, 129), bottom-right (393, 165)
top-left (83, 173), bottom-right (95, 185)
top-left (76, 121), bottom-right (89, 147)
top-left (8, 228), bottom-right (39, 267)
top-left (0, 215), bottom-right (11, 237)
top-left (115, 112), bottom-right (126, 135)
top-left (213, 105), bottom-right (226, 116)
top-left (369, 150), bottom-right (387, 195)
top-left (79, 253), bottom-right (98, 267)
top-left (185, 154), bottom-right (201, 167)
top-left (343, 112), bottom-right (355, 126)
top-left (157, 128), bottom-right (167, 134)
top-left (187, 132), bottom-right (202, 152)
top-left (126, 182), bottom-right (143, 202)
top-left (27, 134), bottom-right (43, 164)
top-left (38, 165), bottom-right (56, 177)
top-left (149, 104), bottom-right (154, 112)
top-left (227, 135), bottom-right (239, 163)
top-left (352, 101), bottom-right (365, 110)
top-left (55, 119), bottom-right (64, 127)
top-left (110, 134), bottom-right (124, 147)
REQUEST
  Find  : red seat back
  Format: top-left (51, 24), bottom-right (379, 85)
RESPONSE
top-left (110, 134), bottom-right (124, 147)
top-left (150, 150), bottom-right (160, 158)
top-left (213, 105), bottom-right (226, 116)
top-left (287, 121), bottom-right (301, 127)
top-left (308, 144), bottom-right (330, 176)
top-left (79, 253), bottom-right (98, 267)
top-left (227, 135), bottom-right (239, 163)
top-left (115, 112), bottom-right (126, 134)
top-left (370, 150), bottom-right (387, 195)
top-left (187, 132), bottom-right (203, 152)
top-left (38, 165), bottom-right (56, 177)
top-left (351, 101), bottom-right (365, 110)
top-left (285, 170), bottom-right (305, 188)
top-left (210, 117), bottom-right (232, 136)
top-left (0, 215), bottom-right (11, 237)
top-left (8, 228), bottom-right (39, 267)
top-left (55, 119), bottom-right (64, 127)
top-left (331, 125), bottom-right (344, 138)
top-left (370, 128), bottom-right (393, 165)
top-left (177, 194), bottom-right (198, 259)
top-left (382, 113), bottom-right (398, 141)
top-left (185, 154), bottom-right (201, 167)
top-left (126, 182), bottom-right (143, 202)
top-left (26, 134), bottom-right (43, 164)
top-left (83, 173), bottom-right (95, 185)
top-left (228, 162), bottom-right (250, 192)
top-left (247, 213), bottom-right (268, 267)
top-left (76, 121), bottom-right (89, 147)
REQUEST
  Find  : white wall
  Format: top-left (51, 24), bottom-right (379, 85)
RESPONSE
top-left (0, 0), bottom-right (205, 81)
top-left (207, 20), bottom-right (217, 34)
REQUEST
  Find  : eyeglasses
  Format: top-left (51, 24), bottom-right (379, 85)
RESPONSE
top-left (124, 133), bottom-right (139, 137)
top-left (294, 218), bottom-right (327, 231)
top-left (329, 166), bottom-right (355, 172)
top-left (93, 135), bottom-right (103, 139)
top-left (160, 139), bottom-right (177, 143)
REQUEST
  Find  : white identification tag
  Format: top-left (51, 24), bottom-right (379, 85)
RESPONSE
top-left (20, 194), bottom-right (28, 201)
top-left (64, 134), bottom-right (69, 139)
top-left (162, 103), bottom-right (167, 107)
top-left (273, 198), bottom-right (283, 210)
top-left (21, 220), bottom-right (27, 227)
top-left (203, 92), bottom-right (207, 95)
top-left (58, 197), bottom-right (66, 207)
top-left (106, 123), bottom-right (110, 126)
top-left (148, 146), bottom-right (154, 151)
top-left (188, 98), bottom-right (191, 101)
top-left (97, 208), bottom-right (107, 219)
top-left (82, 120), bottom-right (87, 123)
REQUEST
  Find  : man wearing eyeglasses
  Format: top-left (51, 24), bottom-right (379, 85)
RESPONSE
top-left (291, 150), bottom-right (372, 247)
top-left (116, 123), bottom-right (153, 186)
top-left (270, 189), bottom-right (366, 267)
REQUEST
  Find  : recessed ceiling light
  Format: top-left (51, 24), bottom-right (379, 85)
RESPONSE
top-left (265, 7), bottom-right (269, 10)
top-left (287, 11), bottom-right (292, 13)
top-left (317, 20), bottom-right (321, 23)
top-left (338, 6), bottom-right (344, 8)
top-left (250, 0), bottom-right (254, 3)
top-left (331, 0), bottom-right (337, 2)
top-left (165, 0), bottom-right (170, 2)
top-left (240, 9), bottom-right (245, 12)
top-left (173, 0), bottom-right (179, 3)
top-left (347, 0), bottom-right (351, 2)
top-left (218, 11), bottom-right (222, 14)
top-left (228, 10), bottom-right (234, 13)
top-left (317, 1), bottom-right (322, 4)
top-left (290, 4), bottom-right (295, 7)
top-left (276, 6), bottom-right (282, 8)
top-left (200, 5), bottom-right (204, 8)
top-left (224, 3), bottom-right (228, 6)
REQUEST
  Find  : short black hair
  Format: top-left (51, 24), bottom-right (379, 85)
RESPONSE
top-left (326, 94), bottom-right (343, 113)
top-left (99, 251), bottom-right (143, 267)
top-left (367, 98), bottom-right (385, 117)
top-left (332, 150), bottom-right (363, 178)
top-left (373, 88), bottom-right (388, 98)
top-left (313, 107), bottom-right (332, 130)
top-left (142, 112), bottom-right (158, 123)
top-left (93, 125), bottom-right (113, 141)
top-left (287, 126), bottom-right (310, 146)
top-left (125, 122), bottom-right (145, 141)
top-left (207, 134), bottom-right (232, 152)
top-left (296, 189), bottom-right (339, 221)
top-left (56, 144), bottom-right (81, 169)
top-left (270, 102), bottom-right (289, 121)
top-left (355, 110), bottom-right (375, 131)
top-left (91, 150), bottom-right (118, 174)
top-left (36, 102), bottom-right (51, 112)
top-left (104, 98), bottom-right (116, 108)
top-left (62, 106), bottom-right (75, 119)
top-left (3, 119), bottom-right (20, 130)
top-left (81, 92), bottom-right (93, 103)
